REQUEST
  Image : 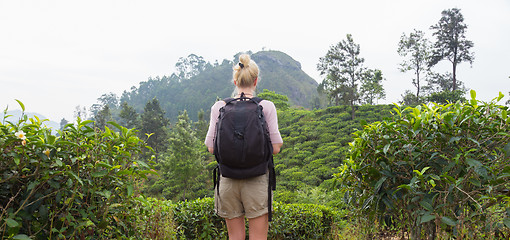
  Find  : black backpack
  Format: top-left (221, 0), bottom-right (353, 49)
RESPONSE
top-left (212, 93), bottom-right (276, 220)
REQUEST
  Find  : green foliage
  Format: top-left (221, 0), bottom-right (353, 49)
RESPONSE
top-left (252, 51), bottom-right (318, 108)
top-left (139, 98), bottom-right (170, 157)
top-left (360, 69), bottom-right (386, 105)
top-left (0, 101), bottom-right (155, 239)
top-left (425, 89), bottom-right (467, 104)
top-left (173, 198), bottom-right (226, 239)
top-left (175, 54), bottom-right (211, 81)
top-left (119, 101), bottom-right (140, 129)
top-left (119, 50), bottom-right (318, 122)
top-left (338, 91), bottom-right (510, 239)
top-left (94, 104), bottom-right (113, 130)
top-left (318, 34), bottom-right (386, 118)
top-left (125, 196), bottom-right (177, 239)
top-left (270, 203), bottom-right (340, 239)
top-left (398, 29), bottom-right (431, 100)
top-left (317, 34), bottom-right (364, 108)
top-left (430, 8), bottom-right (475, 91)
top-left (258, 89), bottom-right (290, 111)
top-left (149, 111), bottom-right (208, 201)
top-left (275, 104), bottom-right (394, 205)
top-left (172, 197), bottom-right (342, 240)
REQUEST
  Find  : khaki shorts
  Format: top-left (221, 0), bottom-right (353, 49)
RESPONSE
top-left (215, 173), bottom-right (270, 219)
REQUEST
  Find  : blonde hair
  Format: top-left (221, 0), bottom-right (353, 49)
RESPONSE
top-left (233, 54), bottom-right (259, 88)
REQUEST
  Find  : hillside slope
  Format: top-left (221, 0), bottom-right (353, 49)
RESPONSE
top-left (120, 50), bottom-right (319, 121)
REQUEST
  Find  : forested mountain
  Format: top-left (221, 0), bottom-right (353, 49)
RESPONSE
top-left (119, 50), bottom-right (319, 121)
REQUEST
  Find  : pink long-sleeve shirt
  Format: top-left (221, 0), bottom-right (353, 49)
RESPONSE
top-left (204, 100), bottom-right (283, 148)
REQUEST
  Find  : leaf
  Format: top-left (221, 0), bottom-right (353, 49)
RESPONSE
top-left (136, 161), bottom-right (150, 169)
top-left (96, 162), bottom-right (113, 169)
top-left (127, 184), bottom-right (134, 197)
top-left (117, 169), bottom-right (132, 176)
top-left (470, 90), bottom-right (476, 100)
top-left (80, 120), bottom-right (94, 127)
top-left (504, 218), bottom-right (510, 228)
top-left (469, 178), bottom-right (481, 187)
top-left (15, 99), bottom-right (25, 111)
top-left (448, 136), bottom-right (461, 144)
top-left (383, 144), bottom-right (390, 154)
top-left (430, 174), bottom-right (440, 180)
top-left (441, 216), bottom-right (457, 226)
top-left (4, 218), bottom-right (19, 228)
top-left (466, 158), bottom-right (482, 168)
top-left (397, 184), bottom-right (411, 191)
top-left (13, 235), bottom-right (31, 240)
top-left (97, 190), bottom-right (111, 199)
top-left (497, 91), bottom-right (504, 102)
top-left (505, 142), bottom-right (510, 158)
top-left (474, 166), bottom-right (488, 179)
top-left (107, 121), bottom-right (123, 131)
top-left (420, 166), bottom-right (431, 175)
top-left (91, 170), bottom-right (108, 178)
top-left (67, 171), bottom-right (83, 185)
top-left (374, 177), bottom-right (387, 193)
top-left (420, 214), bottom-right (435, 223)
top-left (420, 199), bottom-right (433, 211)
top-left (27, 181), bottom-right (39, 191)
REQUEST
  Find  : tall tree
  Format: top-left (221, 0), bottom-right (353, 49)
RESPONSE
top-left (152, 111), bottom-right (204, 201)
top-left (90, 93), bottom-right (119, 119)
top-left (73, 105), bottom-right (87, 120)
top-left (140, 98), bottom-right (170, 158)
top-left (119, 101), bottom-right (139, 129)
top-left (422, 72), bottom-right (467, 104)
top-left (94, 105), bottom-right (112, 131)
top-left (360, 69), bottom-right (386, 105)
top-left (59, 118), bottom-right (69, 130)
top-left (174, 54), bottom-right (210, 81)
top-left (317, 34), bottom-right (365, 119)
top-left (398, 29), bottom-right (432, 99)
top-left (429, 8), bottom-right (474, 91)
top-left (194, 109), bottom-right (208, 142)
top-left (97, 92), bottom-right (119, 108)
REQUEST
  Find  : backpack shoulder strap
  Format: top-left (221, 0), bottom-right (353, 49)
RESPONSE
top-left (251, 97), bottom-right (264, 104)
top-left (223, 98), bottom-right (236, 105)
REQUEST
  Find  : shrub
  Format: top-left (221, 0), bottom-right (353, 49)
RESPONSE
top-left (0, 101), bottom-right (154, 239)
top-left (338, 91), bottom-right (510, 239)
top-left (128, 196), bottom-right (177, 239)
top-left (270, 202), bottom-right (341, 239)
top-left (172, 198), bottom-right (226, 239)
top-left (172, 197), bottom-right (341, 239)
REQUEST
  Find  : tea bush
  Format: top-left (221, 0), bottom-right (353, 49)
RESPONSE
top-left (0, 101), bottom-right (157, 239)
top-left (339, 91), bottom-right (510, 239)
top-left (172, 197), bottom-right (342, 239)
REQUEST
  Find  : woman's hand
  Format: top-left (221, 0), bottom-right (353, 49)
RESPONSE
top-left (272, 143), bottom-right (283, 155)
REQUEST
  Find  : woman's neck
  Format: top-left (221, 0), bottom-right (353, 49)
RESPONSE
top-left (236, 88), bottom-right (255, 97)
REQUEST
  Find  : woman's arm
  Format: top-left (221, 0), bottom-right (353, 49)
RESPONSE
top-left (272, 143), bottom-right (283, 154)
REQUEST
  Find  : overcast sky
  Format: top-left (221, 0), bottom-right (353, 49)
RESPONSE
top-left (1, 0), bottom-right (509, 122)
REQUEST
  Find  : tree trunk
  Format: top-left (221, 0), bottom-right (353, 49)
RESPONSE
top-left (452, 62), bottom-right (457, 91)
top-left (351, 103), bottom-right (355, 120)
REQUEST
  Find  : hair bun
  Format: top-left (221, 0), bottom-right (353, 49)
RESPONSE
top-left (239, 54), bottom-right (250, 68)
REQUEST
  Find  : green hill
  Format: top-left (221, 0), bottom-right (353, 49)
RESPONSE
top-left (119, 50), bottom-right (319, 121)
top-left (273, 104), bottom-right (395, 206)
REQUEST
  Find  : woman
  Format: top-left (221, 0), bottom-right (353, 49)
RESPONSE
top-left (204, 53), bottom-right (283, 240)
